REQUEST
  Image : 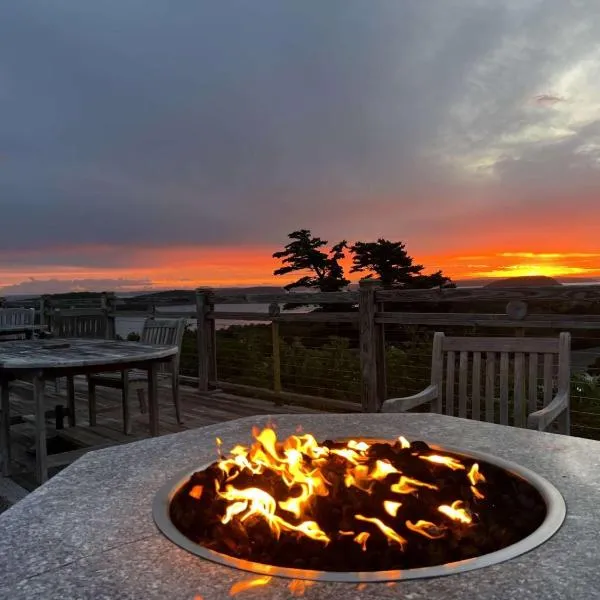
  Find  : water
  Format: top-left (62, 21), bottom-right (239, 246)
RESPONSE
top-left (115, 303), bottom-right (308, 338)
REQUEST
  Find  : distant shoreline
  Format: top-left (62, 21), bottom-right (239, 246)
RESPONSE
top-left (3, 277), bottom-right (600, 299)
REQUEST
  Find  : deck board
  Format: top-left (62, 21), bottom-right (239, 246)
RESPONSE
top-left (2, 376), bottom-right (325, 494)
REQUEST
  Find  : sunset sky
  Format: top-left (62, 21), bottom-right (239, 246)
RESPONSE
top-left (1, 1), bottom-right (600, 294)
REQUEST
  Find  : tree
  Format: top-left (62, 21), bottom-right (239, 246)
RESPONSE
top-left (273, 230), bottom-right (350, 292)
top-left (350, 238), bottom-right (453, 288)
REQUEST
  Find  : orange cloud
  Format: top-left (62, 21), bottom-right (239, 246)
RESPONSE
top-left (2, 245), bottom-right (599, 294)
top-left (421, 251), bottom-right (600, 281)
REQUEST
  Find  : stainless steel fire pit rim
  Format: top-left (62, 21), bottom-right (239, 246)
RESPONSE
top-left (152, 442), bottom-right (567, 583)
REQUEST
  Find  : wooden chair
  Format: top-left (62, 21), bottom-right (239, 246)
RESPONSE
top-left (381, 332), bottom-right (571, 434)
top-left (87, 318), bottom-right (186, 434)
top-left (48, 313), bottom-right (109, 397)
top-left (0, 308), bottom-right (36, 340)
top-left (51, 312), bottom-right (108, 338)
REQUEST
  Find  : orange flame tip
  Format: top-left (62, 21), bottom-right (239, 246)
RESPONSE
top-left (354, 531), bottom-right (371, 551)
top-left (229, 576), bottom-right (272, 596)
top-left (347, 439), bottom-right (370, 452)
top-left (288, 579), bottom-right (316, 596)
top-left (420, 454), bottom-right (465, 471)
top-left (438, 500), bottom-right (472, 524)
top-left (468, 463), bottom-right (486, 485)
top-left (355, 515), bottom-right (407, 549)
top-left (390, 475), bottom-right (438, 495)
top-left (398, 436), bottom-right (411, 449)
top-left (383, 500), bottom-right (402, 517)
top-left (370, 460), bottom-right (400, 480)
top-left (189, 485), bottom-right (204, 500)
top-left (405, 519), bottom-right (446, 539)
top-left (471, 485), bottom-right (485, 500)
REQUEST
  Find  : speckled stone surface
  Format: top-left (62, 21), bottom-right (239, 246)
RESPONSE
top-left (0, 414), bottom-right (598, 600)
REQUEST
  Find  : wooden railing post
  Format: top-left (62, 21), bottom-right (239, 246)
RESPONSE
top-left (43, 296), bottom-right (56, 333)
top-left (269, 302), bottom-right (282, 403)
top-left (101, 292), bottom-right (116, 339)
top-left (207, 293), bottom-right (217, 387)
top-left (39, 295), bottom-right (47, 330)
top-left (359, 279), bottom-right (380, 412)
top-left (376, 295), bottom-right (387, 408)
top-left (195, 288), bottom-right (213, 392)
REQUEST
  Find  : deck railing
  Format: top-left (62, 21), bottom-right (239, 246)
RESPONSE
top-left (3, 283), bottom-right (600, 436)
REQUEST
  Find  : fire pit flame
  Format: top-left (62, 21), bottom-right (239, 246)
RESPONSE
top-left (420, 454), bottom-right (465, 470)
top-left (160, 425), bottom-right (562, 578)
top-left (438, 500), bottom-right (473, 524)
top-left (209, 426), bottom-right (484, 548)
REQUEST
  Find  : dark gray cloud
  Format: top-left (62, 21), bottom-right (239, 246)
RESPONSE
top-left (1, 0), bottom-right (599, 261)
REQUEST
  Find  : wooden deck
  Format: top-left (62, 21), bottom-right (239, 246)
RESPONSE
top-left (3, 376), bottom-right (321, 493)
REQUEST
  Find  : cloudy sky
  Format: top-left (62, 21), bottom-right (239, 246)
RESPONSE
top-left (1, 0), bottom-right (600, 293)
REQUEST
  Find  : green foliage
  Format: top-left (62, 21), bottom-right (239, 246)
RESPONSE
top-left (386, 342), bottom-right (431, 397)
top-left (180, 326), bottom-right (200, 376)
top-left (279, 336), bottom-right (361, 399)
top-left (570, 372), bottom-right (600, 437)
top-left (350, 238), bottom-right (453, 289)
top-left (272, 229), bottom-right (349, 292)
top-left (179, 322), bottom-right (432, 403)
top-left (586, 357), bottom-right (600, 377)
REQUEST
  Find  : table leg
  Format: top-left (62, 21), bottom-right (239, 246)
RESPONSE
top-left (66, 375), bottom-right (76, 427)
top-left (88, 377), bottom-right (97, 427)
top-left (33, 375), bottom-right (48, 484)
top-left (121, 371), bottom-right (131, 435)
top-left (147, 363), bottom-right (159, 437)
top-left (1, 380), bottom-right (11, 476)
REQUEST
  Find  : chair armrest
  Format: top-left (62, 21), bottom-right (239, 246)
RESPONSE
top-left (381, 384), bottom-right (438, 413)
top-left (527, 390), bottom-right (569, 431)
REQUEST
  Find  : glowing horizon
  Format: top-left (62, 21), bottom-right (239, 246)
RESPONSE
top-left (1, 246), bottom-right (599, 294)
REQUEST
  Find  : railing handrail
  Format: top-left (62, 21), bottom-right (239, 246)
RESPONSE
top-left (375, 284), bottom-right (600, 303)
top-left (5, 282), bottom-right (600, 309)
top-left (3, 283), bottom-right (600, 416)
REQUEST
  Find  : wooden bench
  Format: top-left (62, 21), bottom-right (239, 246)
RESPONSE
top-left (382, 332), bottom-right (571, 434)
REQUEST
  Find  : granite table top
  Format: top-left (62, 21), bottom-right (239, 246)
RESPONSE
top-left (0, 413), bottom-right (598, 600)
top-left (0, 338), bottom-right (178, 372)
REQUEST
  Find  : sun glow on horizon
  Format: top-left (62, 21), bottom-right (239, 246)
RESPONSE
top-left (1, 246), bottom-right (600, 293)
top-left (473, 264), bottom-right (594, 279)
top-left (463, 251), bottom-right (600, 279)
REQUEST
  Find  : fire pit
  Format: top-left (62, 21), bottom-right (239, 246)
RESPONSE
top-left (153, 425), bottom-right (565, 582)
top-left (2, 414), bottom-right (598, 599)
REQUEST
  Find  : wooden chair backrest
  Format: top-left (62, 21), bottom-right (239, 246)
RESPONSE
top-left (0, 308), bottom-right (35, 331)
top-left (141, 318), bottom-right (186, 371)
top-left (52, 312), bottom-right (107, 338)
top-left (429, 332), bottom-right (571, 427)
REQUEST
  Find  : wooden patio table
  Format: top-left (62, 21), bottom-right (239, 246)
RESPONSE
top-left (0, 338), bottom-right (178, 484)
